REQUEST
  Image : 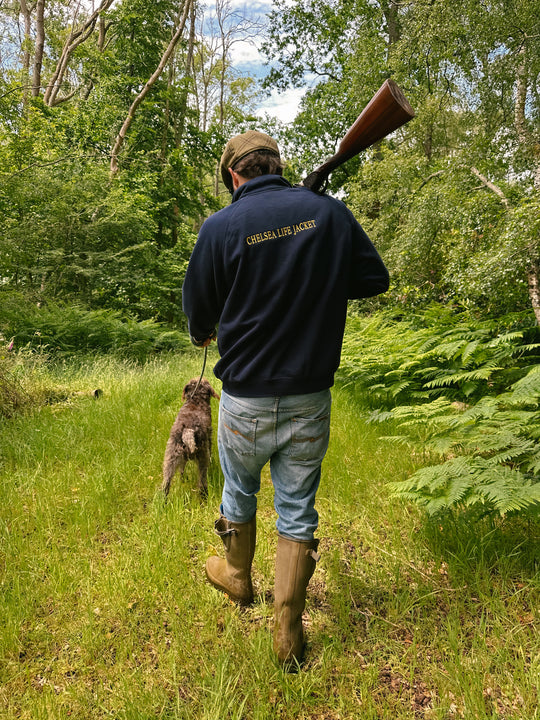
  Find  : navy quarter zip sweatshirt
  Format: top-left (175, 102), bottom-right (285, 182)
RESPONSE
top-left (182, 175), bottom-right (389, 397)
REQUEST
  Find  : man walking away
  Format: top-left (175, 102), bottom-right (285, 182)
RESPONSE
top-left (182, 130), bottom-right (389, 669)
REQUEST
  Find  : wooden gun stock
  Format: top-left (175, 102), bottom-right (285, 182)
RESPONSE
top-left (302, 79), bottom-right (415, 193)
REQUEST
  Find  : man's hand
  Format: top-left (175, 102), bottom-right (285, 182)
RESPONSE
top-left (190, 329), bottom-right (217, 348)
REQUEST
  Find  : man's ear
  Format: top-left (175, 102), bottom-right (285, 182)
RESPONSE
top-left (228, 167), bottom-right (239, 191)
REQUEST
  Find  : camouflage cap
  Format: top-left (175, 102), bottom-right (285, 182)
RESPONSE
top-left (219, 130), bottom-right (280, 192)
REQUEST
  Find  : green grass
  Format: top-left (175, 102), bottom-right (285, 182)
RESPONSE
top-left (1, 353), bottom-right (538, 719)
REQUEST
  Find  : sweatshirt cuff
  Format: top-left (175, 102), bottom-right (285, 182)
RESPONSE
top-left (190, 329), bottom-right (216, 347)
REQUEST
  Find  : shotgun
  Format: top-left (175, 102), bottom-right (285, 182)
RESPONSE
top-left (302, 79), bottom-right (415, 193)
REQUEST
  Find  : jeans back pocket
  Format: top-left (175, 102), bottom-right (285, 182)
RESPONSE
top-left (289, 413), bottom-right (330, 462)
top-left (221, 406), bottom-right (257, 456)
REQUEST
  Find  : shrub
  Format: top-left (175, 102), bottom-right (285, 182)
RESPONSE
top-left (0, 341), bottom-right (56, 418)
top-left (0, 353), bottom-right (27, 418)
top-left (340, 306), bottom-right (540, 520)
top-left (373, 365), bottom-right (540, 517)
top-left (0, 296), bottom-right (189, 360)
top-left (339, 305), bottom-right (539, 409)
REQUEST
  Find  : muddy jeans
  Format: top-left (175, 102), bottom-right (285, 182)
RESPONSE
top-left (217, 389), bottom-right (331, 541)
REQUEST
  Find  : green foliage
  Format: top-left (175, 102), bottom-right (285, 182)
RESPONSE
top-left (451, 193), bottom-right (540, 313)
top-left (266, 0), bottom-right (540, 318)
top-left (262, 0), bottom-right (375, 91)
top-left (1, 157), bottom-right (199, 321)
top-left (346, 149), bottom-right (534, 314)
top-left (0, 294), bottom-right (189, 360)
top-left (382, 366), bottom-right (540, 517)
top-left (3, 0), bottom-right (540, 323)
top-left (340, 307), bottom-right (539, 519)
top-left (339, 306), bottom-right (539, 409)
top-left (0, 0), bottom-right (252, 321)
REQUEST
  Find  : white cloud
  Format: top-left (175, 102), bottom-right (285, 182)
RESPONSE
top-left (256, 87), bottom-right (306, 124)
top-left (231, 39), bottom-right (263, 67)
top-left (219, 1), bottom-right (307, 122)
top-left (229, 37), bottom-right (304, 122)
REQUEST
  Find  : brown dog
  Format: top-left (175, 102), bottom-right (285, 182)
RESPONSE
top-left (162, 378), bottom-right (220, 498)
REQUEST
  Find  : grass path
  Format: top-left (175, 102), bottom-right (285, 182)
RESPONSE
top-left (0, 353), bottom-right (538, 719)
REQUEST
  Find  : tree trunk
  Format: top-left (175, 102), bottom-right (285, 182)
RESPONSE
top-left (31, 0), bottom-right (45, 97)
top-left (513, 42), bottom-right (540, 321)
top-left (214, 0), bottom-right (231, 196)
top-left (514, 45), bottom-right (529, 149)
top-left (176, 0), bottom-right (196, 146)
top-left (19, 0), bottom-right (32, 75)
top-left (528, 262), bottom-right (540, 325)
top-left (43, 0), bottom-right (114, 106)
top-left (19, 0), bottom-right (32, 104)
top-left (514, 42), bottom-right (540, 185)
top-left (161, 61), bottom-right (174, 163)
top-left (470, 167), bottom-right (510, 209)
top-left (110, 0), bottom-right (193, 177)
top-left (381, 0), bottom-right (400, 47)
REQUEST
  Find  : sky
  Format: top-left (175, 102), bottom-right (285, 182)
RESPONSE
top-left (76, 0), bottom-right (307, 123)
top-left (232, 38), bottom-right (306, 123)
top-left (256, 87), bottom-right (306, 123)
top-left (223, 0), bottom-right (307, 124)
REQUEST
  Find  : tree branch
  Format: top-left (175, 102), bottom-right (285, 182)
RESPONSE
top-left (2, 154), bottom-right (107, 181)
top-left (110, 0), bottom-right (193, 177)
top-left (43, 0), bottom-right (115, 106)
top-left (416, 169), bottom-right (445, 193)
top-left (470, 167), bottom-right (510, 209)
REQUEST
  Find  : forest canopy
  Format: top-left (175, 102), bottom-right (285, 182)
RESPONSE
top-left (1, 0), bottom-right (539, 326)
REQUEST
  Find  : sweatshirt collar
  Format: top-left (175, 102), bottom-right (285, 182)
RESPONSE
top-left (231, 174), bottom-right (292, 203)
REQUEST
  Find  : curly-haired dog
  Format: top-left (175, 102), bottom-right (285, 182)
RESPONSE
top-left (162, 378), bottom-right (220, 498)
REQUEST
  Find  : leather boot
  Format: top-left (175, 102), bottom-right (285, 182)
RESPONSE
top-left (205, 514), bottom-right (256, 606)
top-left (273, 534), bottom-right (320, 668)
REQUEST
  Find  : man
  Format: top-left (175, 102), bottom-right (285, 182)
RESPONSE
top-left (182, 130), bottom-right (389, 668)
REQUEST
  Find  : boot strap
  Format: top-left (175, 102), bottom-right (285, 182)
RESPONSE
top-left (307, 548), bottom-right (320, 562)
top-left (215, 526), bottom-right (237, 538)
top-left (214, 517), bottom-right (238, 538)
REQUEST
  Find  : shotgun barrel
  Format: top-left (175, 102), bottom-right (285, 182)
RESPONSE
top-left (302, 79), bottom-right (415, 193)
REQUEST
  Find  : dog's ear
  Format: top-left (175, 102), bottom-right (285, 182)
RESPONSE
top-left (182, 380), bottom-right (196, 400)
top-left (202, 379), bottom-right (220, 401)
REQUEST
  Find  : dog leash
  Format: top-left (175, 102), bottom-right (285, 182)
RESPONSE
top-left (188, 345), bottom-right (208, 400)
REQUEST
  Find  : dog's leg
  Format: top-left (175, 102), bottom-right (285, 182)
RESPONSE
top-left (197, 443), bottom-right (211, 498)
top-left (197, 465), bottom-right (208, 498)
top-left (162, 445), bottom-right (186, 497)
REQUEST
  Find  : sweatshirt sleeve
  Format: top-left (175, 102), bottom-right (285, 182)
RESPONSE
top-left (346, 210), bottom-right (390, 299)
top-left (182, 222), bottom-right (222, 345)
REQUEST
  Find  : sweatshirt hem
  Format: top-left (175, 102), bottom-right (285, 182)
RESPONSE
top-left (221, 375), bottom-right (334, 398)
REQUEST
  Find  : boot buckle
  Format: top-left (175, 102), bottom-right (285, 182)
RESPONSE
top-left (214, 516), bottom-right (238, 538)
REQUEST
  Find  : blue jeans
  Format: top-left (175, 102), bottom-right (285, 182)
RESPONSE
top-left (217, 389), bottom-right (332, 541)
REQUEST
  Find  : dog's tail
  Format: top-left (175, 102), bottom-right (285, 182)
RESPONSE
top-left (182, 428), bottom-right (197, 454)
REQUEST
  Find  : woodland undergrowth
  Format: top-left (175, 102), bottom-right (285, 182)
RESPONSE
top-left (0, 349), bottom-right (538, 719)
top-left (339, 305), bottom-right (540, 519)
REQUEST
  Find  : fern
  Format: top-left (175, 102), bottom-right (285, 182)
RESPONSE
top-left (423, 365), bottom-right (500, 389)
top-left (383, 366), bottom-right (540, 518)
top-left (339, 306), bottom-right (539, 408)
top-left (390, 458), bottom-right (540, 516)
top-left (502, 364), bottom-right (540, 403)
top-left (340, 307), bottom-right (539, 519)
